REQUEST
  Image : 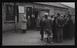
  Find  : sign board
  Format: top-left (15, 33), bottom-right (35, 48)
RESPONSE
top-left (18, 6), bottom-right (24, 13)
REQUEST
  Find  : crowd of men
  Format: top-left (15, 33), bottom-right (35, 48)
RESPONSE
top-left (39, 13), bottom-right (74, 43)
top-left (20, 11), bottom-right (74, 44)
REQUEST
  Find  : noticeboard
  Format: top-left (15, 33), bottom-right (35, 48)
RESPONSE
top-left (18, 6), bottom-right (24, 13)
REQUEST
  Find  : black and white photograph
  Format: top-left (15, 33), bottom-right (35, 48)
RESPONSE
top-left (2, 2), bottom-right (75, 45)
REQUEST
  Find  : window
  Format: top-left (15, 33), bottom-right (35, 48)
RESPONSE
top-left (6, 5), bottom-right (15, 21)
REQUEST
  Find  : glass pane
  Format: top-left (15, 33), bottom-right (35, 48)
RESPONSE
top-left (6, 5), bottom-right (15, 21)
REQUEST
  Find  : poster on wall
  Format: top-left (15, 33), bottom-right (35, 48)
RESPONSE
top-left (18, 6), bottom-right (24, 13)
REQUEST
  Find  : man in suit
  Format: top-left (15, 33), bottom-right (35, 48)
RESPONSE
top-left (40, 16), bottom-right (46, 40)
top-left (52, 14), bottom-right (59, 42)
top-left (55, 13), bottom-right (66, 42)
top-left (44, 15), bottom-right (53, 43)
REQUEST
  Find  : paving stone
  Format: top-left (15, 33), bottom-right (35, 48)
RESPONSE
top-left (2, 30), bottom-right (75, 45)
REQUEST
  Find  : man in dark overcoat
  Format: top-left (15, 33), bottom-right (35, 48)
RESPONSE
top-left (55, 13), bottom-right (65, 42)
top-left (40, 16), bottom-right (46, 40)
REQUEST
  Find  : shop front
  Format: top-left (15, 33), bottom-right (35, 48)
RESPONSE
top-left (2, 2), bottom-right (68, 32)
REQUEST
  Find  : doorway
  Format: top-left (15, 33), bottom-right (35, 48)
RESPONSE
top-left (26, 7), bottom-right (38, 30)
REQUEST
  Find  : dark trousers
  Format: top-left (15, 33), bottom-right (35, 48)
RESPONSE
top-left (56, 28), bottom-right (63, 42)
top-left (52, 27), bottom-right (57, 42)
top-left (46, 29), bottom-right (52, 43)
top-left (40, 27), bottom-right (44, 39)
top-left (22, 30), bottom-right (26, 33)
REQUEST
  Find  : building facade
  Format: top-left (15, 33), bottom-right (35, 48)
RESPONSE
top-left (2, 2), bottom-right (69, 32)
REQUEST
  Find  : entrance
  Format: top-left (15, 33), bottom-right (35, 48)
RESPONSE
top-left (26, 7), bottom-right (38, 30)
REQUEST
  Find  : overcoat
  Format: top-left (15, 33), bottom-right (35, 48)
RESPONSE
top-left (21, 16), bottom-right (27, 30)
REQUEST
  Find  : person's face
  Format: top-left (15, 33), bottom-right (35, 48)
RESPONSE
top-left (59, 16), bottom-right (63, 19)
top-left (41, 16), bottom-right (44, 20)
top-left (65, 16), bottom-right (68, 18)
top-left (41, 16), bottom-right (44, 18)
top-left (42, 17), bottom-right (45, 21)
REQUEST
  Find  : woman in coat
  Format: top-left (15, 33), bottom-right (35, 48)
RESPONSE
top-left (21, 15), bottom-right (27, 33)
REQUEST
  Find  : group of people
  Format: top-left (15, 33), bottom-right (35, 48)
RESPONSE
top-left (20, 12), bottom-right (74, 44)
top-left (39, 13), bottom-right (74, 43)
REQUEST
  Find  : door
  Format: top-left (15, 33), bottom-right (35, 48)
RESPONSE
top-left (31, 8), bottom-right (38, 29)
top-left (26, 7), bottom-right (33, 29)
top-left (26, 7), bottom-right (39, 29)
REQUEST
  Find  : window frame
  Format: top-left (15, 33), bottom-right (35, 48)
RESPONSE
top-left (4, 4), bottom-right (15, 23)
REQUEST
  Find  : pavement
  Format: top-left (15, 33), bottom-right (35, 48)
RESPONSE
top-left (2, 30), bottom-right (75, 46)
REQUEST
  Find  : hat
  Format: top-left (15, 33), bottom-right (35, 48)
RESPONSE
top-left (44, 13), bottom-right (48, 15)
